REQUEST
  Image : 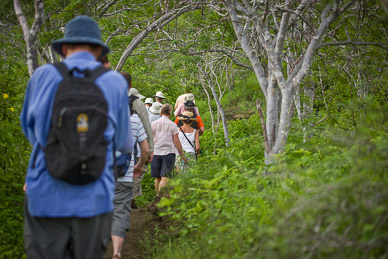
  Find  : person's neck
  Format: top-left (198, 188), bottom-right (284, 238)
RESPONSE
top-left (66, 49), bottom-right (98, 59)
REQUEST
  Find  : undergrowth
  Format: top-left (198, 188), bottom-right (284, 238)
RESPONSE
top-left (154, 101), bottom-right (388, 258)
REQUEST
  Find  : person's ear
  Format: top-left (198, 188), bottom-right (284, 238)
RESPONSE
top-left (62, 44), bottom-right (68, 57)
top-left (93, 46), bottom-right (102, 60)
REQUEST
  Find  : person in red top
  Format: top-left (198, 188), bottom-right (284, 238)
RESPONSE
top-left (175, 101), bottom-right (205, 136)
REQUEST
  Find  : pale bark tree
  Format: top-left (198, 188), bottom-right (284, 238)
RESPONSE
top-left (199, 62), bottom-right (230, 147)
top-left (13, 0), bottom-right (44, 76)
top-left (115, 1), bottom-right (210, 71)
top-left (223, 0), bottom-right (359, 163)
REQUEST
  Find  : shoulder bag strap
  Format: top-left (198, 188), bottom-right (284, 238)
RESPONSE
top-left (53, 62), bottom-right (69, 77)
top-left (178, 125), bottom-right (197, 160)
top-left (89, 65), bottom-right (110, 81)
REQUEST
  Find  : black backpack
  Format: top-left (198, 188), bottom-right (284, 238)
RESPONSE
top-left (115, 94), bottom-right (139, 178)
top-left (44, 62), bottom-right (110, 185)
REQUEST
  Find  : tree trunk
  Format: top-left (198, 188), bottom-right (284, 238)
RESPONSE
top-left (201, 81), bottom-right (215, 134)
top-left (224, 0), bottom-right (352, 163)
top-left (14, 0), bottom-right (44, 76)
top-left (199, 65), bottom-right (230, 147)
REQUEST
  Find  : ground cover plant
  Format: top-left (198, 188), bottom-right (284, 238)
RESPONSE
top-left (155, 100), bottom-right (388, 258)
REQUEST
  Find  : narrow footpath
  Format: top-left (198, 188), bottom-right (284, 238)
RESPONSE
top-left (104, 204), bottom-right (166, 259)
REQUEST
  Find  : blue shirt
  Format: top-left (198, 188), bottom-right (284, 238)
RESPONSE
top-left (20, 51), bottom-right (134, 217)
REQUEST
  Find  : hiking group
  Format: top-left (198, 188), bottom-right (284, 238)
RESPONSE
top-left (20, 16), bottom-right (204, 259)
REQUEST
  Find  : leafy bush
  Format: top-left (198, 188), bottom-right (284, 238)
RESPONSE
top-left (156, 101), bottom-right (388, 258)
top-left (0, 51), bottom-right (29, 258)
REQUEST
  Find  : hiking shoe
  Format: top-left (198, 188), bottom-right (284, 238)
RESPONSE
top-left (131, 199), bottom-right (138, 209)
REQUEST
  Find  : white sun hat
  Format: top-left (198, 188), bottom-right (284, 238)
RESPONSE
top-left (144, 98), bottom-right (154, 104)
top-left (128, 88), bottom-right (145, 99)
top-left (149, 102), bottom-right (163, 114)
top-left (154, 91), bottom-right (166, 99)
top-left (185, 93), bottom-right (195, 102)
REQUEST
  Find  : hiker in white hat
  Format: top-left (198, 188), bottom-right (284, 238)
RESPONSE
top-left (144, 98), bottom-right (153, 115)
top-left (128, 88), bottom-right (145, 99)
top-left (154, 91), bottom-right (166, 104)
top-left (174, 93), bottom-right (200, 117)
top-left (148, 102), bottom-right (163, 123)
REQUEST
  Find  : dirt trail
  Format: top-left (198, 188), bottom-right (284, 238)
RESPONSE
top-left (104, 205), bottom-right (164, 259)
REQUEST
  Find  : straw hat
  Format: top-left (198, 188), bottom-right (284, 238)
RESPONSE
top-left (128, 88), bottom-right (145, 99)
top-left (144, 98), bottom-right (154, 104)
top-left (154, 91), bottom-right (166, 99)
top-left (178, 111), bottom-right (197, 123)
top-left (149, 102), bottom-right (163, 114)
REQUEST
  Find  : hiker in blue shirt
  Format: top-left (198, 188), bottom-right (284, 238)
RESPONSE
top-left (20, 16), bottom-right (133, 259)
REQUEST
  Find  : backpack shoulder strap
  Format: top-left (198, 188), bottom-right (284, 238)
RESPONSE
top-left (89, 65), bottom-right (110, 81)
top-left (53, 62), bottom-right (69, 78)
top-left (128, 94), bottom-right (139, 114)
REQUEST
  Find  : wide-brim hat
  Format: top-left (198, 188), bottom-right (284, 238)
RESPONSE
top-left (52, 15), bottom-right (110, 57)
top-left (178, 111), bottom-right (197, 122)
top-left (128, 88), bottom-right (145, 99)
top-left (185, 93), bottom-right (195, 102)
top-left (144, 98), bottom-right (154, 104)
top-left (154, 91), bottom-right (166, 99)
top-left (149, 102), bottom-right (163, 114)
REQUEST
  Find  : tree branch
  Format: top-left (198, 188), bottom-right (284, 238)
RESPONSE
top-left (115, 2), bottom-right (204, 71)
top-left (318, 41), bottom-right (388, 51)
top-left (186, 48), bottom-right (253, 71)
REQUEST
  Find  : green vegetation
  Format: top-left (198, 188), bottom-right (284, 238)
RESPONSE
top-left (1, 1), bottom-right (387, 258)
top-left (154, 99), bottom-right (388, 258)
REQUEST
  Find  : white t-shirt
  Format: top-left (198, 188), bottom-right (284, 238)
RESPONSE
top-left (118, 114), bottom-right (147, 182)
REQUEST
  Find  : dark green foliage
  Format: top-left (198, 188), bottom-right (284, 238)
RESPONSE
top-left (0, 34), bottom-right (30, 258)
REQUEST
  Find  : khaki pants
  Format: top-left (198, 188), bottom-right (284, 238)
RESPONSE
top-left (131, 163), bottom-right (148, 199)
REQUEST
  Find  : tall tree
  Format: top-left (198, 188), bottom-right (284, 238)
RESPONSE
top-left (221, 0), bottom-right (383, 163)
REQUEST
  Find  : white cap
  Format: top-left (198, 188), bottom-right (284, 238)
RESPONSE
top-left (154, 91), bottom-right (166, 99)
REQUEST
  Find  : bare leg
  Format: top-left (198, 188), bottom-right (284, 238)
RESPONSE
top-left (158, 177), bottom-right (169, 194)
top-left (111, 235), bottom-right (124, 258)
top-left (154, 178), bottom-right (161, 195)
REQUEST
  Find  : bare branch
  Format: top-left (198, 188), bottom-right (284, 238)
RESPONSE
top-left (318, 41), bottom-right (388, 51)
top-left (224, 0), bottom-right (268, 98)
top-left (98, 0), bottom-right (118, 18)
top-left (186, 48), bottom-right (253, 71)
top-left (198, 63), bottom-right (230, 147)
top-left (115, 2), bottom-right (205, 71)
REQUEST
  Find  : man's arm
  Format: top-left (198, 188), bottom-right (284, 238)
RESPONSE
top-left (174, 104), bottom-right (184, 117)
top-left (133, 139), bottom-right (149, 178)
top-left (197, 116), bottom-right (205, 136)
top-left (133, 99), bottom-right (154, 160)
top-left (198, 127), bottom-right (205, 136)
top-left (173, 133), bottom-right (188, 163)
top-left (115, 76), bottom-right (132, 153)
top-left (119, 106), bottom-right (134, 153)
top-left (195, 130), bottom-right (200, 154)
